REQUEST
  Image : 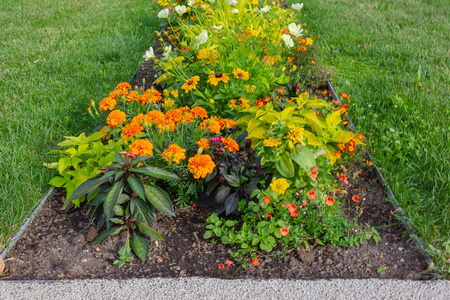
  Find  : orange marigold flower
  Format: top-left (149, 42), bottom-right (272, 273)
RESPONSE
top-left (218, 264), bottom-right (224, 269)
top-left (190, 106), bottom-right (208, 119)
top-left (280, 227), bottom-right (289, 236)
top-left (222, 138), bottom-right (239, 153)
top-left (115, 82), bottom-right (131, 96)
top-left (161, 144), bottom-right (186, 164)
top-left (310, 170), bottom-right (318, 179)
top-left (207, 72), bottom-right (230, 86)
top-left (307, 190), bottom-right (316, 200)
top-left (200, 119), bottom-right (221, 134)
top-left (220, 119), bottom-right (237, 130)
top-left (106, 110), bottom-right (127, 128)
top-left (196, 138), bottom-right (210, 150)
top-left (166, 108), bottom-right (183, 123)
top-left (263, 196), bottom-right (271, 204)
top-left (352, 195), bottom-right (360, 203)
top-left (143, 87), bottom-right (162, 104)
top-left (125, 90), bottom-right (139, 102)
top-left (99, 97), bottom-right (117, 111)
top-left (288, 203), bottom-right (297, 213)
top-left (146, 110), bottom-right (165, 126)
top-left (225, 260), bottom-right (233, 267)
top-left (232, 68), bottom-right (249, 80)
top-left (188, 154), bottom-right (216, 179)
top-left (251, 257), bottom-right (259, 265)
top-left (182, 76), bottom-right (200, 93)
top-left (109, 91), bottom-right (118, 100)
top-left (326, 196), bottom-right (335, 206)
top-left (129, 139), bottom-right (153, 156)
top-left (157, 118), bottom-right (177, 133)
top-left (121, 122), bottom-right (143, 141)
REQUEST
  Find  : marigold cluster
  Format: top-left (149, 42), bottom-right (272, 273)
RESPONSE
top-left (114, 82), bottom-right (131, 96)
top-left (99, 97), bottom-right (117, 111)
top-left (128, 139), bottom-right (154, 156)
top-left (188, 154), bottom-right (216, 179)
top-left (161, 144), bottom-right (186, 164)
top-left (196, 138), bottom-right (210, 150)
top-left (106, 110), bottom-right (127, 128)
top-left (121, 121), bottom-right (143, 141)
top-left (222, 138), bottom-right (240, 153)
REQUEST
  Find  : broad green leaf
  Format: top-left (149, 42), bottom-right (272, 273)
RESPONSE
top-left (130, 197), bottom-right (155, 227)
top-left (203, 230), bottom-right (213, 239)
top-left (215, 186), bottom-right (231, 204)
top-left (88, 131), bottom-right (108, 142)
top-left (129, 166), bottom-right (180, 180)
top-left (130, 155), bottom-right (152, 166)
top-left (224, 192), bottom-right (240, 215)
top-left (68, 170), bottom-right (117, 201)
top-left (326, 110), bottom-right (341, 127)
top-left (49, 176), bottom-right (67, 188)
top-left (136, 222), bottom-right (164, 241)
top-left (275, 153), bottom-right (295, 178)
top-left (304, 112), bottom-right (324, 135)
top-left (103, 180), bottom-right (125, 220)
top-left (131, 233), bottom-right (149, 261)
top-left (143, 184), bottom-right (175, 216)
top-left (58, 157), bottom-right (71, 174)
top-left (91, 226), bottom-right (125, 245)
top-left (127, 176), bottom-right (145, 199)
top-left (114, 151), bottom-right (125, 165)
top-left (65, 148), bottom-right (78, 157)
top-left (223, 174), bottom-right (240, 188)
top-left (292, 145), bottom-right (315, 171)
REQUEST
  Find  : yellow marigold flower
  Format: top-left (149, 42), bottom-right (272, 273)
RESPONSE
top-left (115, 82), bottom-right (131, 96)
top-left (182, 76), bottom-right (200, 93)
top-left (232, 68), bottom-right (249, 80)
top-left (263, 138), bottom-right (281, 147)
top-left (197, 48), bottom-right (219, 65)
top-left (106, 110), bottom-right (127, 128)
top-left (251, 0), bottom-right (258, 4)
top-left (129, 139), bottom-right (153, 156)
top-left (162, 98), bottom-right (175, 109)
top-left (161, 144), bottom-right (186, 164)
top-left (125, 90), bottom-right (138, 102)
top-left (207, 72), bottom-right (230, 86)
top-left (222, 138), bottom-right (240, 154)
top-left (121, 121), bottom-right (143, 141)
top-left (306, 38), bottom-right (313, 45)
top-left (190, 106), bottom-right (208, 119)
top-left (188, 154), bottom-right (216, 179)
top-left (99, 97), bottom-right (117, 111)
top-left (270, 178), bottom-right (290, 195)
top-left (286, 126), bottom-right (305, 144)
top-left (196, 138), bottom-right (210, 150)
top-left (141, 87), bottom-right (162, 104)
top-left (171, 90), bottom-right (179, 98)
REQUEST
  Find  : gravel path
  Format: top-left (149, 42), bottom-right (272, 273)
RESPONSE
top-left (1, 278), bottom-right (449, 300)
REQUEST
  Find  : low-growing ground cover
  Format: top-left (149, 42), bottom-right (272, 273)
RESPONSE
top-left (1, 0), bottom-right (433, 280)
top-left (0, 0), bottom-right (160, 249)
top-left (295, 0), bottom-right (449, 276)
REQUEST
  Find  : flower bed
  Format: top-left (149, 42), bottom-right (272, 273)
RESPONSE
top-left (2, 0), bottom-right (428, 279)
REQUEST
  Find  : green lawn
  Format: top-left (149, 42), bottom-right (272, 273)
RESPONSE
top-left (0, 0), bottom-right (159, 249)
top-left (295, 0), bottom-right (449, 276)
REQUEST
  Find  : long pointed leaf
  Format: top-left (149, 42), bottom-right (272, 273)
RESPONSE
top-left (130, 155), bottom-right (152, 166)
top-left (136, 222), bottom-right (165, 242)
top-left (127, 176), bottom-right (145, 200)
top-left (129, 167), bottom-right (180, 180)
top-left (130, 197), bottom-right (155, 226)
top-left (68, 170), bottom-right (117, 201)
top-left (131, 233), bottom-right (149, 261)
top-left (143, 184), bottom-right (175, 216)
top-left (103, 180), bottom-right (124, 220)
top-left (115, 151), bottom-right (125, 165)
top-left (91, 225), bottom-right (125, 245)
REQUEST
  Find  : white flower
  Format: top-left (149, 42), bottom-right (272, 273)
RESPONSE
top-left (288, 22), bottom-right (303, 38)
top-left (390, 128), bottom-right (395, 133)
top-left (291, 3), bottom-right (303, 11)
top-left (208, 0), bottom-right (215, 3)
top-left (162, 45), bottom-right (172, 59)
top-left (227, 0), bottom-right (238, 6)
top-left (212, 25), bottom-right (223, 30)
top-left (143, 47), bottom-right (154, 61)
top-left (175, 5), bottom-right (187, 15)
top-left (188, 0), bottom-right (196, 6)
top-left (260, 5), bottom-right (271, 13)
top-left (196, 30), bottom-right (208, 45)
top-left (157, 8), bottom-right (169, 18)
top-left (368, 104), bottom-right (372, 107)
top-left (282, 34), bottom-right (294, 48)
top-left (231, 8), bottom-right (239, 14)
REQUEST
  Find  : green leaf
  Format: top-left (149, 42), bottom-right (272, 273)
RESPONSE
top-left (114, 170), bottom-right (126, 181)
top-left (223, 174), bottom-right (240, 187)
top-left (130, 155), bottom-right (152, 166)
top-left (224, 192), bottom-right (241, 215)
top-left (131, 233), bottom-right (149, 261)
top-left (275, 153), bottom-right (295, 178)
top-left (143, 184), bottom-right (175, 216)
top-left (68, 171), bottom-right (117, 201)
top-left (291, 145), bottom-right (315, 171)
top-left (215, 186), bottom-right (231, 204)
top-left (119, 234), bottom-right (132, 258)
top-left (136, 222), bottom-right (164, 241)
top-left (103, 180), bottom-right (125, 220)
top-left (115, 151), bottom-right (125, 165)
top-left (127, 176), bottom-right (145, 200)
top-left (49, 176), bottom-right (67, 188)
top-left (130, 197), bottom-right (155, 227)
top-left (129, 166), bottom-right (180, 180)
top-left (203, 230), bottom-right (213, 239)
top-left (91, 226), bottom-right (125, 244)
top-left (58, 157), bottom-right (71, 174)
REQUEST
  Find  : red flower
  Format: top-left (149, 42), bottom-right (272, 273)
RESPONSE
top-left (302, 200), bottom-right (308, 206)
top-left (307, 190), bottom-right (316, 200)
top-left (252, 257), bottom-right (259, 265)
top-left (267, 212), bottom-right (273, 217)
top-left (290, 210), bottom-right (299, 217)
top-left (288, 203), bottom-right (297, 213)
top-left (313, 165), bottom-right (319, 170)
top-left (352, 195), bottom-right (360, 202)
top-left (280, 227), bottom-right (290, 236)
top-left (218, 264), bottom-right (224, 269)
top-left (339, 173), bottom-right (346, 181)
top-left (225, 260), bottom-right (233, 267)
top-left (340, 93), bottom-right (350, 100)
top-left (326, 196), bottom-right (335, 206)
top-left (263, 195), bottom-right (271, 204)
top-left (310, 170), bottom-right (318, 179)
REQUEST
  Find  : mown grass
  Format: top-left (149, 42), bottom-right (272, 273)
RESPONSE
top-left (295, 0), bottom-right (449, 275)
top-left (0, 0), bottom-right (159, 249)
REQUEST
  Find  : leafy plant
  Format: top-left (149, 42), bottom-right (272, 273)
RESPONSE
top-left (69, 150), bottom-right (179, 265)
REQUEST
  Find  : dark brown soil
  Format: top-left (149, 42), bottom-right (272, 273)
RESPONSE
top-left (5, 164), bottom-right (427, 280)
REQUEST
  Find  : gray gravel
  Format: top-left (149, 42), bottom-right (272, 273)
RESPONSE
top-left (1, 278), bottom-right (449, 300)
